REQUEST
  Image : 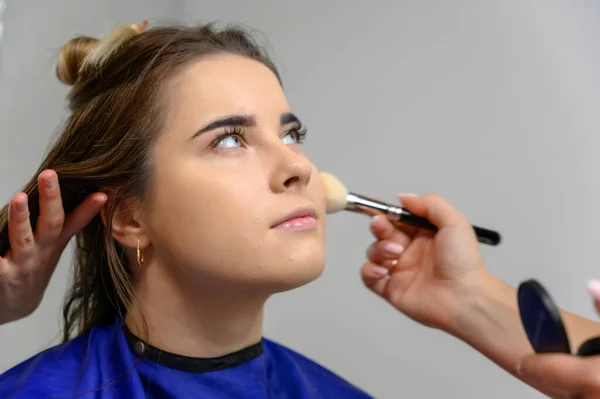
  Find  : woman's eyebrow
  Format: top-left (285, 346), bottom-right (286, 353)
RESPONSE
top-left (191, 112), bottom-right (301, 140)
top-left (192, 114), bottom-right (256, 139)
top-left (281, 112), bottom-right (301, 126)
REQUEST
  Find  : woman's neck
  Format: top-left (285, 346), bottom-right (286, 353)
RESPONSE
top-left (125, 268), bottom-right (268, 358)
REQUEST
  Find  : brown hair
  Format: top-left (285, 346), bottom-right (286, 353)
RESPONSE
top-left (0, 22), bottom-right (280, 342)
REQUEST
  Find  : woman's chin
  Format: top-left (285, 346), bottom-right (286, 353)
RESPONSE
top-left (261, 259), bottom-right (326, 294)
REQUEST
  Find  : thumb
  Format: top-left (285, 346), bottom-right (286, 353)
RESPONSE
top-left (399, 194), bottom-right (467, 229)
top-left (59, 193), bottom-right (107, 247)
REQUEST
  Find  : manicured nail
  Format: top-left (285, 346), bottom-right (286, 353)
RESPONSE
top-left (372, 266), bottom-right (389, 276)
top-left (370, 215), bottom-right (383, 226)
top-left (587, 280), bottom-right (600, 301)
top-left (384, 242), bottom-right (404, 255)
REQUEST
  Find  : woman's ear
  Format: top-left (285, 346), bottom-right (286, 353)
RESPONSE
top-left (103, 197), bottom-right (149, 250)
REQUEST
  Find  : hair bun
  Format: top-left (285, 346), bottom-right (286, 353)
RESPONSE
top-left (56, 36), bottom-right (99, 86)
top-left (56, 23), bottom-right (147, 87)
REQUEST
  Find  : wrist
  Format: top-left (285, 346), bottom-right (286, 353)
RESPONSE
top-left (443, 271), bottom-right (518, 341)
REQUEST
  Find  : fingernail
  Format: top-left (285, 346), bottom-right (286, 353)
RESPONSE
top-left (44, 176), bottom-right (56, 189)
top-left (396, 193), bottom-right (418, 198)
top-left (516, 363), bottom-right (524, 376)
top-left (384, 242), bottom-right (404, 255)
top-left (370, 215), bottom-right (383, 226)
top-left (16, 201), bottom-right (26, 213)
top-left (587, 280), bottom-right (600, 301)
top-left (372, 266), bottom-right (389, 276)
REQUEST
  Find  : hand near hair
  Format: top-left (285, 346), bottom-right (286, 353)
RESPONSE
top-left (0, 170), bottom-right (106, 325)
top-left (516, 283), bottom-right (600, 399)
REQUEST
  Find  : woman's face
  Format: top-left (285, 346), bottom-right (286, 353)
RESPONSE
top-left (142, 54), bottom-right (326, 294)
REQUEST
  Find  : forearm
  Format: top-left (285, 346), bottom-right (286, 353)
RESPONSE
top-left (561, 310), bottom-right (600, 352)
top-left (445, 273), bottom-right (575, 397)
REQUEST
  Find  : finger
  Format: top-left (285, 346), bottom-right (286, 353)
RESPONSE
top-left (394, 194), bottom-right (422, 237)
top-left (35, 170), bottom-right (65, 245)
top-left (369, 214), bottom-right (413, 248)
top-left (518, 353), bottom-right (600, 392)
top-left (366, 240), bottom-right (405, 267)
top-left (8, 193), bottom-right (35, 263)
top-left (59, 192), bottom-right (107, 247)
top-left (360, 262), bottom-right (389, 296)
top-left (586, 280), bottom-right (600, 315)
top-left (399, 193), bottom-right (467, 229)
top-left (357, 195), bottom-right (419, 237)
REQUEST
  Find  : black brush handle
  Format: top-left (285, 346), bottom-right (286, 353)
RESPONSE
top-left (398, 210), bottom-right (501, 246)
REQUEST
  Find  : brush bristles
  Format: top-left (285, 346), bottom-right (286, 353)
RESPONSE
top-left (320, 172), bottom-right (348, 214)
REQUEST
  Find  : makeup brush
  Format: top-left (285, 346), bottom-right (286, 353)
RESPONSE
top-left (320, 172), bottom-right (501, 246)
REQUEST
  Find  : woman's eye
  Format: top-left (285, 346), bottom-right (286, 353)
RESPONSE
top-left (215, 135), bottom-right (242, 149)
top-left (282, 131), bottom-right (300, 145)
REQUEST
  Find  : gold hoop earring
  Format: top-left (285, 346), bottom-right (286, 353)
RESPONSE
top-left (137, 239), bottom-right (144, 267)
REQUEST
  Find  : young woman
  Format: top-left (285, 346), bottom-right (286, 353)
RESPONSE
top-left (2, 21), bottom-right (600, 398)
top-left (0, 20), bottom-right (361, 398)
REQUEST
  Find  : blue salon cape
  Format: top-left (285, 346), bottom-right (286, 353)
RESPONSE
top-left (0, 318), bottom-right (371, 398)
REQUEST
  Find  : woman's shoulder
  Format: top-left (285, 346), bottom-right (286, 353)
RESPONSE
top-left (262, 338), bottom-right (373, 398)
top-left (0, 323), bottom-right (117, 398)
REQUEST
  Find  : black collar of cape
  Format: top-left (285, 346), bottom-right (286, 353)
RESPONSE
top-left (123, 325), bottom-right (264, 373)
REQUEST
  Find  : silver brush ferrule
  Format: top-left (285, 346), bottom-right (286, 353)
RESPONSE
top-left (345, 192), bottom-right (406, 221)
top-left (344, 192), bottom-right (501, 246)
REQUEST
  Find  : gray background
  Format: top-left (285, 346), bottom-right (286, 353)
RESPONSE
top-left (1, 1), bottom-right (599, 398)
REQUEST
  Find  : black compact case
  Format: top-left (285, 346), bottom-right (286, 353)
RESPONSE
top-left (518, 279), bottom-right (600, 356)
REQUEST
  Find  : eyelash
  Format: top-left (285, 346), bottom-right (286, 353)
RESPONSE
top-left (210, 127), bottom-right (247, 148)
top-left (209, 125), bottom-right (308, 148)
top-left (292, 125), bottom-right (308, 143)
